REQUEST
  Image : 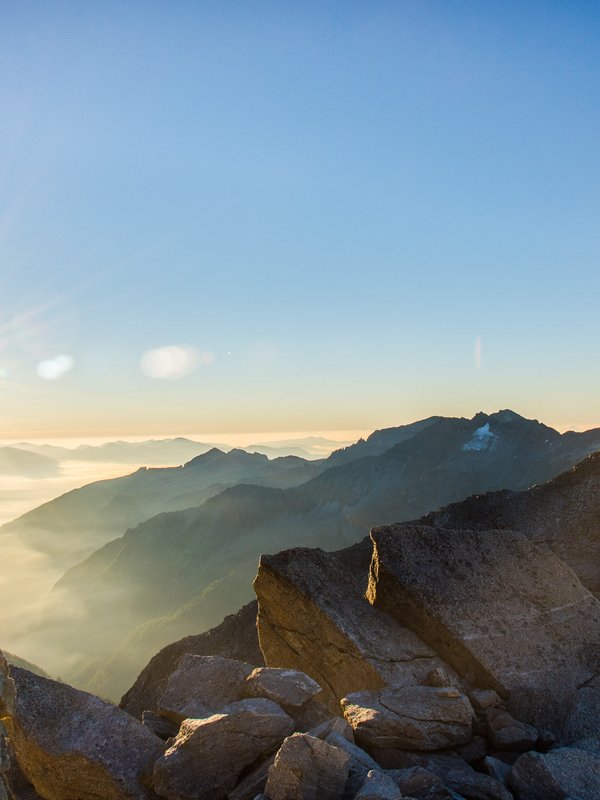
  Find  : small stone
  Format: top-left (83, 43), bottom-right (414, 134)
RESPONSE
top-left (354, 770), bottom-right (402, 800)
top-left (485, 707), bottom-right (538, 752)
top-left (308, 716), bottom-right (354, 743)
top-left (245, 667), bottom-right (320, 708)
top-left (469, 688), bottom-right (501, 712)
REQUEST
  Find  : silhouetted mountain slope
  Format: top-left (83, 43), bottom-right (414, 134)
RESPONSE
top-left (0, 447), bottom-right (58, 478)
top-left (35, 410), bottom-right (600, 699)
top-left (1, 448), bottom-right (322, 570)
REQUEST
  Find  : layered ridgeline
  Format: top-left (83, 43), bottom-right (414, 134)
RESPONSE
top-left (5, 411), bottom-right (600, 701)
top-left (3, 452), bottom-right (600, 800)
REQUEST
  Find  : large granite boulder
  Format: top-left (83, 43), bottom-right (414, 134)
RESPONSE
top-left (245, 667), bottom-right (321, 708)
top-left (153, 698), bottom-right (294, 800)
top-left (9, 667), bottom-right (165, 800)
top-left (264, 733), bottom-right (351, 800)
top-left (157, 654), bottom-right (253, 722)
top-left (341, 686), bottom-right (474, 752)
top-left (509, 746), bottom-right (600, 800)
top-left (120, 601), bottom-right (263, 719)
top-left (367, 523), bottom-right (600, 738)
top-left (254, 547), bottom-right (459, 711)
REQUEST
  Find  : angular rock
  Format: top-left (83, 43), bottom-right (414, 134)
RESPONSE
top-left (387, 765), bottom-right (454, 799)
top-left (484, 707), bottom-right (538, 752)
top-left (368, 523), bottom-right (600, 737)
top-left (469, 690), bottom-right (501, 713)
top-left (264, 733), bottom-right (350, 800)
top-left (308, 716), bottom-right (354, 743)
top-left (325, 730), bottom-right (379, 770)
top-left (254, 547), bottom-right (460, 712)
top-left (158, 654), bottom-right (253, 723)
top-left (227, 755), bottom-right (275, 800)
top-left (509, 746), bottom-right (600, 800)
top-left (120, 601), bottom-right (264, 719)
top-left (153, 698), bottom-right (293, 800)
top-left (245, 667), bottom-right (321, 708)
top-left (9, 667), bottom-right (164, 800)
top-left (484, 756), bottom-right (512, 787)
top-left (452, 735), bottom-right (488, 764)
top-left (355, 770), bottom-right (402, 800)
top-left (342, 686), bottom-right (474, 752)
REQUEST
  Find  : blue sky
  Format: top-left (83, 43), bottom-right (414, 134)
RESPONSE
top-left (1, 1), bottom-right (599, 438)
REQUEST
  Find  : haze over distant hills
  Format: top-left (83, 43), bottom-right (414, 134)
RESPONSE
top-left (6, 409), bottom-right (600, 700)
top-left (0, 447), bottom-right (59, 479)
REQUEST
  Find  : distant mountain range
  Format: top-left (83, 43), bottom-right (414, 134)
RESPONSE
top-left (8, 409), bottom-right (600, 700)
top-left (15, 434), bottom-right (348, 467)
top-left (0, 447), bottom-right (59, 478)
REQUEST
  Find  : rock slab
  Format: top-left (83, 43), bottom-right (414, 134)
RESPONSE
top-left (264, 733), bottom-right (351, 800)
top-left (368, 523), bottom-right (600, 737)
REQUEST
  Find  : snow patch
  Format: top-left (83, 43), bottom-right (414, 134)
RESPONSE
top-left (463, 423), bottom-right (497, 452)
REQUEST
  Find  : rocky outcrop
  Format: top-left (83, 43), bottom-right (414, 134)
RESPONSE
top-left (264, 733), bottom-right (351, 800)
top-left (367, 523), bottom-right (600, 738)
top-left (341, 686), bottom-right (474, 752)
top-left (9, 667), bottom-right (165, 800)
top-left (245, 667), bottom-right (321, 708)
top-left (153, 698), bottom-right (294, 800)
top-left (120, 601), bottom-right (263, 719)
top-left (254, 546), bottom-right (459, 711)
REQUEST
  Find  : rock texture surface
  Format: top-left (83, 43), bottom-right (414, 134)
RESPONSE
top-left (341, 686), bottom-right (474, 751)
top-left (157, 654), bottom-right (253, 722)
top-left (509, 746), bottom-right (600, 800)
top-left (254, 546), bottom-right (458, 711)
top-left (153, 699), bottom-right (294, 800)
top-left (367, 523), bottom-right (600, 737)
top-left (120, 601), bottom-right (263, 719)
top-left (264, 733), bottom-right (351, 800)
top-left (9, 667), bottom-right (165, 800)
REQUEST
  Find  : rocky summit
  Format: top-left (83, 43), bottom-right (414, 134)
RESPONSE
top-left (4, 455), bottom-right (600, 799)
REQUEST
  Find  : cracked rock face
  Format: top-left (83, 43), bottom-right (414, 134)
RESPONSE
top-left (264, 733), bottom-right (351, 800)
top-left (253, 546), bottom-right (460, 712)
top-left (153, 698), bottom-right (294, 800)
top-left (367, 524), bottom-right (600, 738)
top-left (341, 686), bottom-right (474, 752)
top-left (9, 667), bottom-right (165, 800)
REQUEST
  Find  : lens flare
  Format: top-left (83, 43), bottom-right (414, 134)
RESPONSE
top-left (37, 354), bottom-right (74, 380)
top-left (140, 345), bottom-right (199, 380)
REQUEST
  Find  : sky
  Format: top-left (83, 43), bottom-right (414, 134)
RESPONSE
top-left (1, 0), bottom-right (599, 439)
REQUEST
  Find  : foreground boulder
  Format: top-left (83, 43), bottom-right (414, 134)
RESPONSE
top-left (157, 654), bottom-right (253, 722)
top-left (120, 601), bottom-right (263, 719)
top-left (367, 524), bottom-right (600, 738)
top-left (264, 733), bottom-right (351, 800)
top-left (341, 686), bottom-right (474, 752)
top-left (245, 666), bottom-right (321, 708)
top-left (509, 746), bottom-right (600, 800)
top-left (9, 667), bottom-right (165, 800)
top-left (254, 547), bottom-right (459, 711)
top-left (153, 698), bottom-right (294, 800)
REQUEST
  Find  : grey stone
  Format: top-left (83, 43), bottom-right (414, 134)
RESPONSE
top-left (368, 523), bottom-right (600, 738)
top-left (484, 707), bottom-right (538, 752)
top-left (254, 547), bottom-right (460, 713)
top-left (386, 766), bottom-right (454, 799)
top-left (154, 698), bottom-right (294, 800)
top-left (342, 686), bottom-right (474, 751)
top-left (484, 757), bottom-right (512, 787)
top-left (10, 667), bottom-right (164, 800)
top-left (308, 716), bottom-right (354, 743)
top-left (158, 654), bottom-right (253, 723)
top-left (469, 689), bottom-right (501, 713)
top-left (509, 746), bottom-right (600, 800)
top-left (452, 735), bottom-right (488, 764)
top-left (355, 770), bottom-right (402, 800)
top-left (141, 710), bottom-right (179, 740)
top-left (228, 755), bottom-right (274, 800)
top-left (245, 667), bottom-right (320, 708)
top-left (264, 733), bottom-right (351, 800)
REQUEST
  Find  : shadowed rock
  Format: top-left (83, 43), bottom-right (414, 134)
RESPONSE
top-left (367, 523), bottom-right (600, 738)
top-left (245, 667), bottom-right (320, 708)
top-left (254, 547), bottom-right (459, 712)
top-left (9, 667), bottom-right (164, 800)
top-left (341, 686), bottom-right (474, 752)
top-left (354, 769), bottom-right (402, 800)
top-left (153, 698), bottom-right (293, 800)
top-left (264, 733), bottom-right (351, 800)
top-left (509, 746), bottom-right (600, 800)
